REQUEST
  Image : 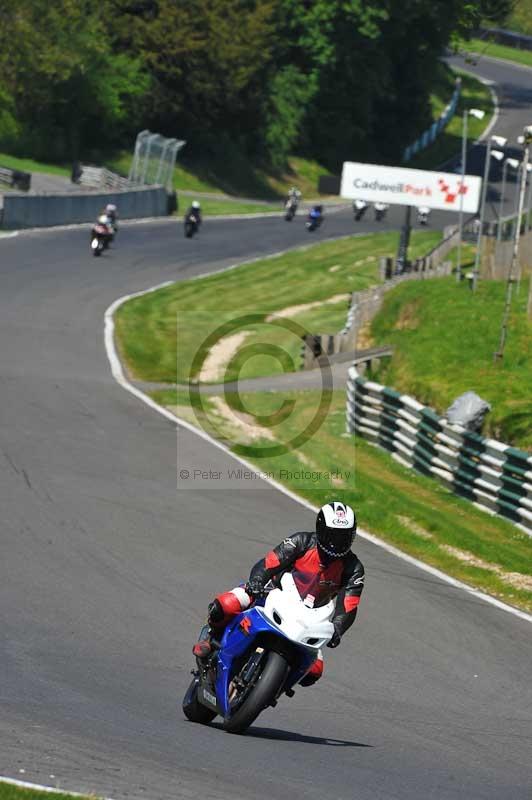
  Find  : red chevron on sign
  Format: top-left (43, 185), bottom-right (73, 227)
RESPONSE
top-left (438, 178), bottom-right (469, 204)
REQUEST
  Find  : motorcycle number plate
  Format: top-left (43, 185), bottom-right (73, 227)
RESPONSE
top-left (203, 688), bottom-right (217, 706)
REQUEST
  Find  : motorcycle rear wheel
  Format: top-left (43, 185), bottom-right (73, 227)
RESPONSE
top-left (223, 650), bottom-right (289, 734)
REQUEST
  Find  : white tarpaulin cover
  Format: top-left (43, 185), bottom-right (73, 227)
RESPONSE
top-left (446, 391), bottom-right (491, 432)
top-left (340, 161), bottom-right (482, 213)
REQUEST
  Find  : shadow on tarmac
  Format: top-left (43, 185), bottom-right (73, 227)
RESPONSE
top-left (209, 721), bottom-right (372, 747)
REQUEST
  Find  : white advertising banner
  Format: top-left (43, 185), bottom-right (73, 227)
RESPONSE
top-left (340, 161), bottom-right (482, 213)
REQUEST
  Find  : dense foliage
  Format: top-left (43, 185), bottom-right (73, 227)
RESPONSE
top-left (0, 0), bottom-right (513, 169)
top-left (503, 0), bottom-right (532, 34)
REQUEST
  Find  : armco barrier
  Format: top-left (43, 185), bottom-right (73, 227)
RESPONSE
top-left (478, 27), bottom-right (532, 52)
top-left (1, 185), bottom-right (168, 229)
top-left (346, 365), bottom-right (532, 534)
top-left (403, 77), bottom-right (461, 162)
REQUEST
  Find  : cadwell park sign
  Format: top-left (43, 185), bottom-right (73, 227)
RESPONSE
top-left (340, 161), bottom-right (482, 214)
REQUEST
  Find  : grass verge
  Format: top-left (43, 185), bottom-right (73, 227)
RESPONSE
top-left (115, 230), bottom-right (441, 384)
top-left (0, 781), bottom-right (98, 800)
top-left (179, 198), bottom-right (277, 216)
top-left (367, 276), bottom-right (532, 450)
top-left (151, 387), bottom-right (532, 613)
top-left (0, 153), bottom-right (70, 177)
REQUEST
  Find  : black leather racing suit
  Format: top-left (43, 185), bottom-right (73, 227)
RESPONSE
top-left (249, 531), bottom-right (365, 640)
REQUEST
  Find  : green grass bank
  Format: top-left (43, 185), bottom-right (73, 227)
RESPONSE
top-left (367, 277), bottom-right (532, 450)
top-left (115, 231), bottom-right (441, 385)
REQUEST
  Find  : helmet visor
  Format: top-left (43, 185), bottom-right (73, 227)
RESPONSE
top-left (317, 528), bottom-right (354, 557)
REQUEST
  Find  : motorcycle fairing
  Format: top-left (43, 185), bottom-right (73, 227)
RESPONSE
top-left (214, 607), bottom-right (315, 717)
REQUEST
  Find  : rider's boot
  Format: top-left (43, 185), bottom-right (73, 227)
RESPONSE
top-left (192, 624), bottom-right (213, 660)
top-left (192, 599), bottom-right (225, 661)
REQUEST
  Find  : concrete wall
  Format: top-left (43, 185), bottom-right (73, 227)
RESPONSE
top-left (1, 185), bottom-right (168, 229)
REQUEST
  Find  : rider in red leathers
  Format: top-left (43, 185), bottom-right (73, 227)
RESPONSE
top-left (193, 501), bottom-right (364, 687)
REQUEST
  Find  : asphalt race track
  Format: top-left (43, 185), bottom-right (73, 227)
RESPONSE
top-left (1, 56), bottom-right (532, 800)
top-left (446, 53), bottom-right (532, 220)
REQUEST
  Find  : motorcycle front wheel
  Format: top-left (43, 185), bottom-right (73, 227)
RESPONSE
top-left (223, 650), bottom-right (289, 734)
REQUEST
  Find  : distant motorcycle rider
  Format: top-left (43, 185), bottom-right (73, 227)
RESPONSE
top-left (93, 210), bottom-right (114, 244)
top-left (417, 206), bottom-right (430, 226)
top-left (193, 501), bottom-right (364, 687)
top-left (374, 202), bottom-right (388, 221)
top-left (353, 199), bottom-right (368, 221)
top-left (287, 186), bottom-right (301, 204)
top-left (284, 186), bottom-right (301, 220)
top-left (105, 203), bottom-right (118, 226)
top-left (185, 200), bottom-right (202, 226)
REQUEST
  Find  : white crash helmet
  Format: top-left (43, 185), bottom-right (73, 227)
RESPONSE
top-left (192, 201), bottom-right (201, 209)
top-left (316, 501), bottom-right (356, 557)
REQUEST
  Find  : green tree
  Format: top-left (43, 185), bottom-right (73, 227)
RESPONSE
top-left (0, 0), bottom-right (507, 171)
top-left (111, 0), bottom-right (277, 154)
top-left (0, 0), bottom-right (148, 158)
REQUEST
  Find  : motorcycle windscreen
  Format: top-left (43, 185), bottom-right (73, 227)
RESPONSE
top-left (290, 570), bottom-right (338, 608)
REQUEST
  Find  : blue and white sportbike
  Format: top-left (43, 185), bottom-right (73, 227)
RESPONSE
top-left (183, 573), bottom-right (335, 734)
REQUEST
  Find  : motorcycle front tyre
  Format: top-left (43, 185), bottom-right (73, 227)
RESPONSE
top-left (223, 650), bottom-right (289, 735)
top-left (182, 675), bottom-right (217, 725)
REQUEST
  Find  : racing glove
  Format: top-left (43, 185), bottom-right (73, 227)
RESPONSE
top-left (327, 630), bottom-right (341, 649)
top-left (245, 577), bottom-right (267, 600)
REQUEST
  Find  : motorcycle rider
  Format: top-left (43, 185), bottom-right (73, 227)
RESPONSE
top-left (105, 203), bottom-right (118, 227)
top-left (193, 501), bottom-right (364, 687)
top-left (308, 203), bottom-right (323, 224)
top-left (93, 210), bottom-right (114, 245)
top-left (185, 200), bottom-right (202, 227)
top-left (353, 199), bottom-right (368, 220)
top-left (285, 186), bottom-right (301, 219)
top-left (374, 202), bottom-right (388, 221)
top-left (417, 206), bottom-right (430, 226)
top-left (287, 186), bottom-right (302, 205)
